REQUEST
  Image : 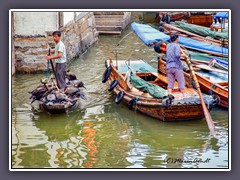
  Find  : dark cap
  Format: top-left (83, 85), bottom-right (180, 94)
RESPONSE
top-left (154, 40), bottom-right (163, 53)
top-left (170, 33), bottom-right (179, 42)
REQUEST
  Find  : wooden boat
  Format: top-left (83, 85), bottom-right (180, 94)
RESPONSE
top-left (186, 13), bottom-right (213, 27)
top-left (158, 57), bottom-right (228, 108)
top-left (143, 12), bottom-right (188, 23)
top-left (131, 22), bottom-right (228, 58)
top-left (191, 62), bottom-right (228, 74)
top-left (103, 59), bottom-right (218, 121)
top-left (130, 22), bottom-right (228, 108)
top-left (172, 12), bottom-right (213, 27)
top-left (150, 12), bottom-right (213, 27)
top-left (174, 21), bottom-right (228, 40)
top-left (208, 58), bottom-right (228, 71)
top-left (161, 23), bottom-right (228, 47)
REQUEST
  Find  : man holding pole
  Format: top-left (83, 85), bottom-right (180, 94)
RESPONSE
top-left (45, 31), bottom-right (67, 91)
top-left (165, 33), bottom-right (188, 96)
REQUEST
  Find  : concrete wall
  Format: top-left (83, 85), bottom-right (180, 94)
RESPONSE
top-left (63, 12), bottom-right (74, 26)
top-left (13, 12), bottom-right (98, 73)
top-left (14, 12), bottom-right (58, 35)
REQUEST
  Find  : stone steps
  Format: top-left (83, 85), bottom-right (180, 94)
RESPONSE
top-left (95, 19), bottom-right (124, 26)
top-left (94, 12), bottom-right (125, 15)
top-left (96, 25), bottom-right (122, 31)
top-left (98, 30), bottom-right (122, 35)
top-left (95, 17), bottom-right (124, 22)
top-left (94, 12), bottom-right (131, 35)
top-left (94, 15), bottom-right (124, 19)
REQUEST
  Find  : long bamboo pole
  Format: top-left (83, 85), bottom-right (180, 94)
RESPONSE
top-left (159, 43), bottom-right (215, 134)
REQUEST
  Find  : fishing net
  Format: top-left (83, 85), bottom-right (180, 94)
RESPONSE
top-left (130, 72), bottom-right (168, 99)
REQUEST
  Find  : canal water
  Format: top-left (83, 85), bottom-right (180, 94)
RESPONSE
top-left (11, 25), bottom-right (229, 169)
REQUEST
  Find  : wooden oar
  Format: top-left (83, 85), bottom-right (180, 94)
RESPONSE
top-left (183, 53), bottom-right (215, 134)
top-left (48, 48), bottom-right (59, 90)
top-left (48, 48), bottom-right (57, 81)
top-left (159, 43), bottom-right (215, 134)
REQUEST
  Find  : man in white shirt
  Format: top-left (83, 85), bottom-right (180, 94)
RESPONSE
top-left (45, 31), bottom-right (67, 90)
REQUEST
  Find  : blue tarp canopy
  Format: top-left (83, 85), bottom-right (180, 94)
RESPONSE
top-left (131, 22), bottom-right (228, 56)
top-left (131, 22), bottom-right (169, 46)
top-left (214, 12), bottom-right (228, 19)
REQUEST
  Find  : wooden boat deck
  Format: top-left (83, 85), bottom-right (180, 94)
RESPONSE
top-left (152, 72), bottom-right (195, 91)
top-left (114, 59), bottom-right (199, 100)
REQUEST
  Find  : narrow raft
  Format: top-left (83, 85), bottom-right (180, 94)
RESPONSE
top-left (29, 73), bottom-right (86, 114)
top-left (103, 59), bottom-right (218, 121)
top-left (39, 98), bottom-right (79, 114)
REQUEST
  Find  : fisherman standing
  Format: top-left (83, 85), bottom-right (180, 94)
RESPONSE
top-left (45, 31), bottom-right (67, 91)
top-left (165, 34), bottom-right (188, 96)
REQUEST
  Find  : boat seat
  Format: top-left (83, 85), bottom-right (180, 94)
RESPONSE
top-left (152, 72), bottom-right (180, 90)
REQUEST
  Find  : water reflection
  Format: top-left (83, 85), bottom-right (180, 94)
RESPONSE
top-left (82, 121), bottom-right (98, 167)
top-left (12, 25), bottom-right (228, 169)
top-left (12, 103), bottom-right (228, 168)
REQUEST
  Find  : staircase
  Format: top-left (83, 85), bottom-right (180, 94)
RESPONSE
top-left (94, 12), bottom-right (131, 35)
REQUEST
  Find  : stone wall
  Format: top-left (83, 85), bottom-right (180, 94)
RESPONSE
top-left (13, 12), bottom-right (98, 73)
top-left (61, 12), bottom-right (98, 62)
top-left (13, 12), bottom-right (58, 73)
top-left (122, 12), bottom-right (132, 29)
top-left (12, 12), bottom-right (15, 75)
top-left (14, 34), bottom-right (52, 73)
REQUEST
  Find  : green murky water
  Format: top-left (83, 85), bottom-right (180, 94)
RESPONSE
top-left (11, 26), bottom-right (229, 169)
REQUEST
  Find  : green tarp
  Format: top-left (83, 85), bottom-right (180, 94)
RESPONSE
top-left (175, 21), bottom-right (228, 40)
top-left (159, 50), bottom-right (228, 62)
top-left (184, 51), bottom-right (228, 62)
top-left (130, 73), bottom-right (168, 99)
